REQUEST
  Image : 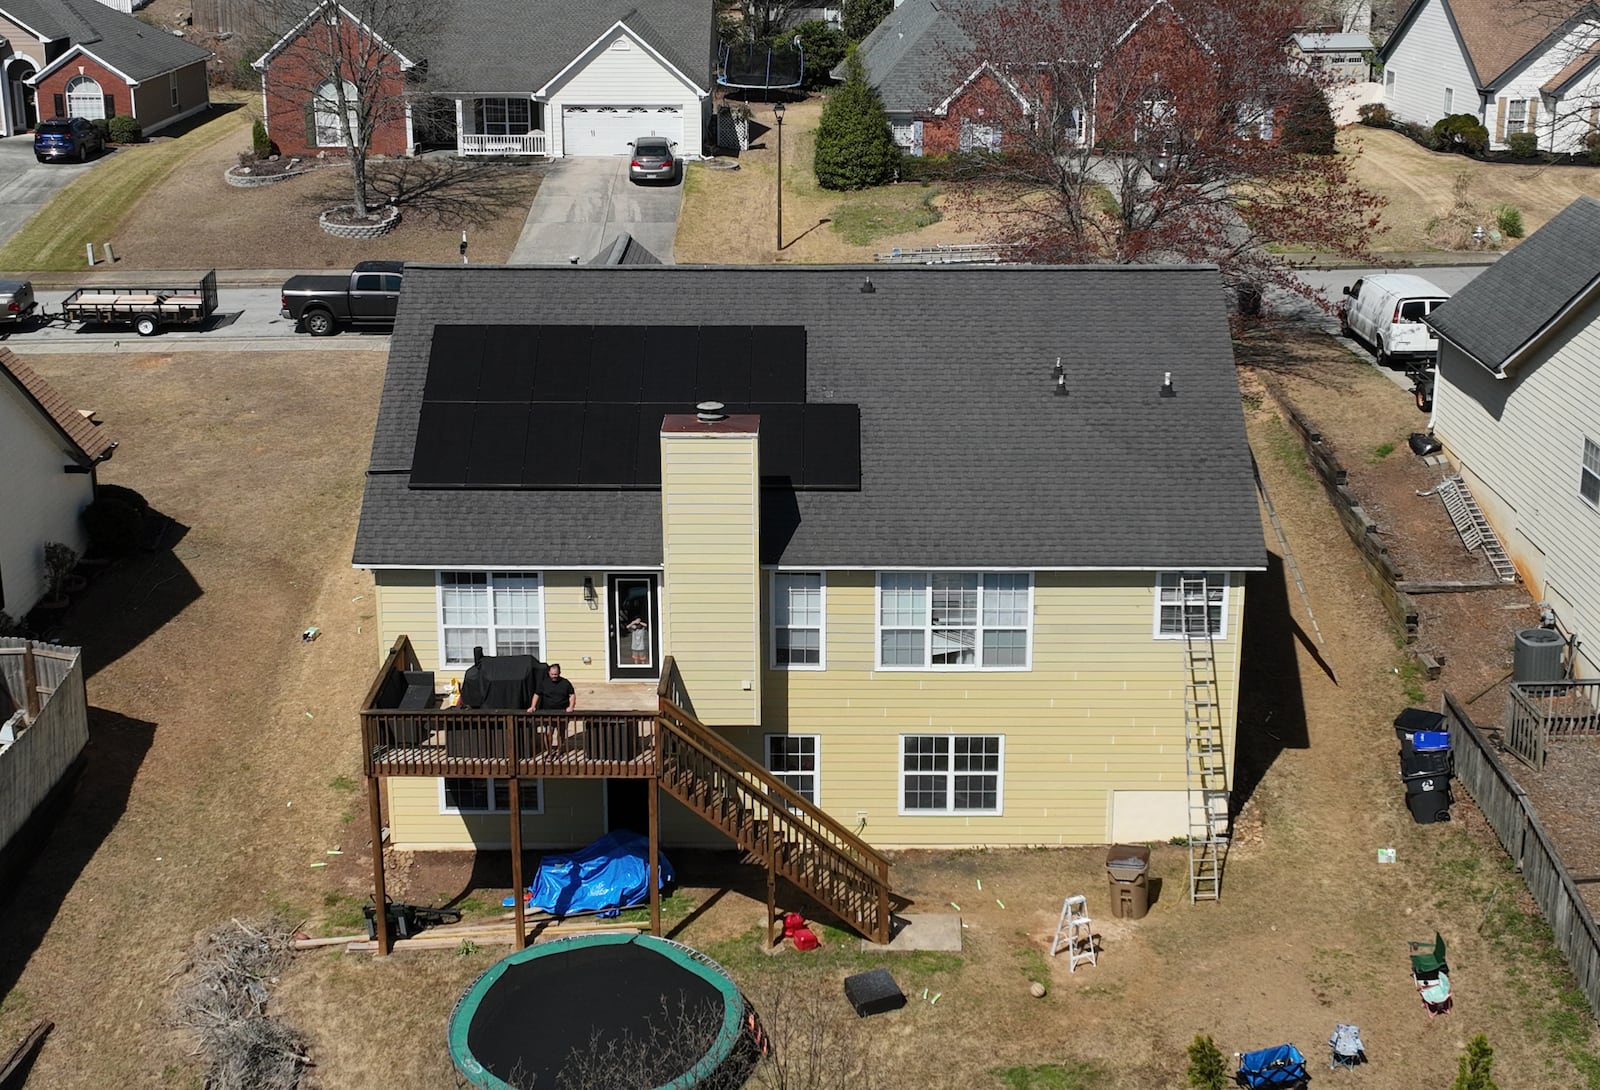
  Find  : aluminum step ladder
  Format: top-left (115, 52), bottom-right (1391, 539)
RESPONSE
top-left (1436, 476), bottom-right (1517, 583)
top-left (1182, 579), bottom-right (1229, 902)
top-left (1049, 894), bottom-right (1097, 971)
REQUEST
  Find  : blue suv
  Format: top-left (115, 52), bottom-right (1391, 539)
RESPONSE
top-left (34, 117), bottom-right (105, 163)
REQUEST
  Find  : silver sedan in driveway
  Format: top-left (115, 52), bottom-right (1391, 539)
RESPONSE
top-left (628, 136), bottom-right (680, 184)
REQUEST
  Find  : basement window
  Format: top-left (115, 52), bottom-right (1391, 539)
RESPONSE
top-left (439, 777), bottom-right (543, 814)
top-left (900, 735), bottom-right (1003, 814)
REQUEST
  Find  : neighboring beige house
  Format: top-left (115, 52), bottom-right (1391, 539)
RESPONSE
top-left (0, 348), bottom-right (116, 619)
top-left (354, 264), bottom-right (1265, 856)
top-left (1427, 195), bottom-right (1600, 679)
top-left (1379, 0), bottom-right (1600, 153)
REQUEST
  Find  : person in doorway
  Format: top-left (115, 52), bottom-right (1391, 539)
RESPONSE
top-left (626, 616), bottom-right (649, 664)
top-left (529, 663), bottom-right (576, 712)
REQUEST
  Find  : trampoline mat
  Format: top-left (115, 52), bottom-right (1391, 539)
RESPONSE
top-left (466, 942), bottom-right (728, 1087)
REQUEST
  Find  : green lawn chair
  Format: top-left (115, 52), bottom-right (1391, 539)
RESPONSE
top-left (1409, 932), bottom-right (1447, 978)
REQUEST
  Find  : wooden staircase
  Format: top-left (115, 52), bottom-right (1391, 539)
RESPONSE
top-left (654, 699), bottom-right (893, 944)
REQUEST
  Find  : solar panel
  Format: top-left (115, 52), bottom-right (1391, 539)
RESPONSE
top-left (411, 401), bottom-right (477, 486)
top-left (476, 327), bottom-right (538, 402)
top-left (465, 403), bottom-right (531, 486)
top-left (587, 326), bottom-right (647, 401)
top-left (803, 404), bottom-right (861, 489)
top-left (521, 403), bottom-right (585, 485)
top-left (532, 326), bottom-right (594, 402)
top-left (633, 404), bottom-right (677, 486)
top-left (424, 326), bottom-right (486, 402)
top-left (641, 328), bottom-right (699, 401)
top-left (579, 402), bottom-right (640, 485)
top-left (750, 326), bottom-right (806, 402)
top-left (755, 405), bottom-right (804, 483)
top-left (695, 327), bottom-right (752, 403)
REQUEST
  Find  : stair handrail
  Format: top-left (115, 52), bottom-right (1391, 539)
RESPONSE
top-left (656, 698), bottom-right (891, 880)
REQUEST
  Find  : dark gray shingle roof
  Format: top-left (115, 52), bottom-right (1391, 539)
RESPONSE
top-left (1427, 195), bottom-right (1600, 374)
top-left (354, 264), bottom-right (1265, 571)
top-left (417, 0), bottom-right (714, 94)
top-left (17, 0), bottom-right (211, 80)
top-left (843, 0), bottom-right (980, 113)
top-left (586, 232), bottom-right (663, 265)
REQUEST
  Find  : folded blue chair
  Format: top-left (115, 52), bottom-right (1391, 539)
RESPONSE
top-left (1330, 1023), bottom-right (1367, 1070)
top-left (1236, 1044), bottom-right (1310, 1089)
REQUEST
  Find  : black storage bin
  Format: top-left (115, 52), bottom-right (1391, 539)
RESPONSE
top-left (1394, 707), bottom-right (1446, 739)
top-left (1407, 786), bottom-right (1453, 824)
top-left (1400, 749), bottom-right (1452, 778)
top-left (1404, 773), bottom-right (1448, 795)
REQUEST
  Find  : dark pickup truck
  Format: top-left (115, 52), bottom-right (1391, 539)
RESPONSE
top-left (281, 260), bottom-right (403, 336)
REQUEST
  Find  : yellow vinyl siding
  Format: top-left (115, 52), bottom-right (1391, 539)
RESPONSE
top-left (386, 776), bottom-right (604, 851)
top-left (374, 569), bottom-right (438, 666)
top-left (757, 570), bottom-right (1244, 846)
top-left (660, 430), bottom-right (760, 724)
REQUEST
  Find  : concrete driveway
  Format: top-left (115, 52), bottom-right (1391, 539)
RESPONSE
top-left (509, 156), bottom-right (682, 264)
top-left (0, 135), bottom-right (110, 250)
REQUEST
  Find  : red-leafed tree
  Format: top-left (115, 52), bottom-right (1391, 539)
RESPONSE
top-left (938, 0), bottom-right (1386, 309)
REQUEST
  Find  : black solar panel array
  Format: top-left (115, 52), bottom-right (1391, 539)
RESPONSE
top-left (409, 324), bottom-right (860, 490)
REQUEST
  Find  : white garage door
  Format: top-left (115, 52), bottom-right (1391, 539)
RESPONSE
top-left (563, 105), bottom-right (683, 156)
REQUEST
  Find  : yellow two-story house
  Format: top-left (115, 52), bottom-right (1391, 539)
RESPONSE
top-left (354, 262), bottom-right (1266, 858)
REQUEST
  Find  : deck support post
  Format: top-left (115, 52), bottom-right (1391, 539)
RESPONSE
top-left (367, 774), bottom-right (390, 955)
top-left (649, 775), bottom-right (661, 937)
top-left (767, 864), bottom-right (778, 946)
top-left (507, 715), bottom-right (526, 950)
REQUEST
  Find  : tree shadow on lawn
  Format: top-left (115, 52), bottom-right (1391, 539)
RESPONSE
top-left (302, 158), bottom-right (545, 230)
top-left (0, 706), bottom-right (156, 1005)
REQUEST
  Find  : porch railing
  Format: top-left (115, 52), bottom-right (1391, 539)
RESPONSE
top-left (458, 131), bottom-right (547, 156)
top-left (1505, 679), bottom-right (1600, 769)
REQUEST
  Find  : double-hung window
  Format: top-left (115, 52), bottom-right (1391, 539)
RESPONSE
top-left (438, 571), bottom-right (543, 666)
top-left (1155, 571), bottom-right (1228, 637)
top-left (475, 97), bottom-right (531, 136)
top-left (900, 735), bottom-right (1003, 814)
top-left (765, 735), bottom-right (819, 803)
top-left (771, 573), bottom-right (824, 668)
top-left (877, 573), bottom-right (1031, 669)
top-left (1582, 437), bottom-right (1600, 507)
top-left (440, 777), bottom-right (542, 814)
top-left (1506, 98), bottom-right (1529, 135)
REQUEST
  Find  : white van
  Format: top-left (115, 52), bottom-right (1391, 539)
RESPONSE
top-left (1339, 273), bottom-right (1450, 366)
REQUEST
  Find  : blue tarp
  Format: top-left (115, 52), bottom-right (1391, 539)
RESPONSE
top-left (500, 831), bottom-right (674, 916)
top-left (1236, 1043), bottom-right (1308, 1088)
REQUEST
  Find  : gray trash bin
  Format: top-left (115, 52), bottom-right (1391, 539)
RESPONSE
top-left (1106, 844), bottom-right (1152, 919)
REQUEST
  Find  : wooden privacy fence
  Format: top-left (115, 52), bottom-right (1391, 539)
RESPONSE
top-left (1442, 692), bottom-right (1600, 1019)
top-left (1273, 391), bottom-right (1419, 642)
top-left (0, 640), bottom-right (88, 854)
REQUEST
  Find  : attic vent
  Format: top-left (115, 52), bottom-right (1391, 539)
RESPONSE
top-left (696, 400), bottom-right (727, 422)
top-left (611, 37), bottom-right (631, 50)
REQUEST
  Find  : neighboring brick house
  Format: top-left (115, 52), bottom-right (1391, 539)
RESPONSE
top-left (0, 0), bottom-right (211, 138)
top-left (846, 0), bottom-right (1268, 157)
top-left (254, 0), bottom-right (715, 159)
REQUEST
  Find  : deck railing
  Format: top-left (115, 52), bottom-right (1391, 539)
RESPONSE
top-left (458, 131), bottom-right (547, 156)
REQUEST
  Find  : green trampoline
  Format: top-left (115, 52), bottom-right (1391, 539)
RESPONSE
top-left (448, 933), bottom-right (764, 1089)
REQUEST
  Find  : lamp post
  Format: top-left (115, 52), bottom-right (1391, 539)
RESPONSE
top-left (773, 99), bottom-right (785, 252)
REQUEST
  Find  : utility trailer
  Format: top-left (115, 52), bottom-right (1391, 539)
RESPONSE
top-left (56, 270), bottom-right (219, 336)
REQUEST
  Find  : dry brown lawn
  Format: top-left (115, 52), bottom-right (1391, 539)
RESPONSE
top-left (107, 106), bottom-right (542, 269)
top-left (1343, 126), bottom-right (1600, 253)
top-left (3, 333), bottom-right (1600, 1088)
top-left (676, 97), bottom-right (989, 265)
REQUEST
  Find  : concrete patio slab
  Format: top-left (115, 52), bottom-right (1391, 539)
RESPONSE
top-left (861, 912), bottom-right (963, 952)
top-left (509, 156), bottom-right (682, 265)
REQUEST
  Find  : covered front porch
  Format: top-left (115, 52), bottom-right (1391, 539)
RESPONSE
top-left (429, 94), bottom-right (549, 156)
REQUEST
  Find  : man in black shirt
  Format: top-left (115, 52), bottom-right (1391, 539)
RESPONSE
top-left (530, 663), bottom-right (577, 712)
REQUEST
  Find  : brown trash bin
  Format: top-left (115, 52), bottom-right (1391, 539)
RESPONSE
top-left (1106, 844), bottom-right (1152, 919)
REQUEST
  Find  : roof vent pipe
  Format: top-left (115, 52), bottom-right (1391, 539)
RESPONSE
top-left (696, 400), bottom-right (727, 422)
top-left (1159, 372), bottom-right (1176, 398)
top-left (860, 276), bottom-right (876, 294)
top-left (1053, 356), bottom-right (1067, 396)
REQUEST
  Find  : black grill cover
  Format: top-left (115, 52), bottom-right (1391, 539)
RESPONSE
top-left (461, 654), bottom-right (539, 710)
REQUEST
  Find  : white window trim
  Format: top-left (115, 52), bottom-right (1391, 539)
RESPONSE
top-left (1506, 97), bottom-right (1529, 134)
top-left (437, 776), bottom-right (545, 815)
top-left (764, 733), bottom-right (820, 804)
top-left (435, 570), bottom-right (547, 668)
top-left (897, 734), bottom-right (1005, 816)
top-left (770, 571), bottom-right (826, 671)
top-left (1582, 437), bottom-right (1600, 509)
top-left (874, 572), bottom-right (1034, 671)
top-left (170, 71), bottom-right (179, 108)
top-left (1152, 571), bottom-right (1230, 640)
top-left (66, 74), bottom-right (104, 120)
top-left (313, 77), bottom-right (359, 147)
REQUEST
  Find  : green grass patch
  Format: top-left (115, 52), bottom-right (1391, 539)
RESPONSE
top-left (0, 106), bottom-right (247, 270)
top-left (828, 186), bottom-right (942, 246)
top-left (1395, 656), bottom-right (1427, 703)
top-left (1370, 440), bottom-right (1397, 462)
top-left (1255, 414), bottom-right (1315, 486)
top-left (320, 891), bottom-right (368, 936)
top-left (451, 895), bottom-right (495, 918)
top-left (329, 774), bottom-right (357, 793)
top-left (613, 890), bottom-right (697, 925)
top-left (701, 924), bottom-right (963, 985)
top-left (993, 1060), bottom-right (1109, 1089)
